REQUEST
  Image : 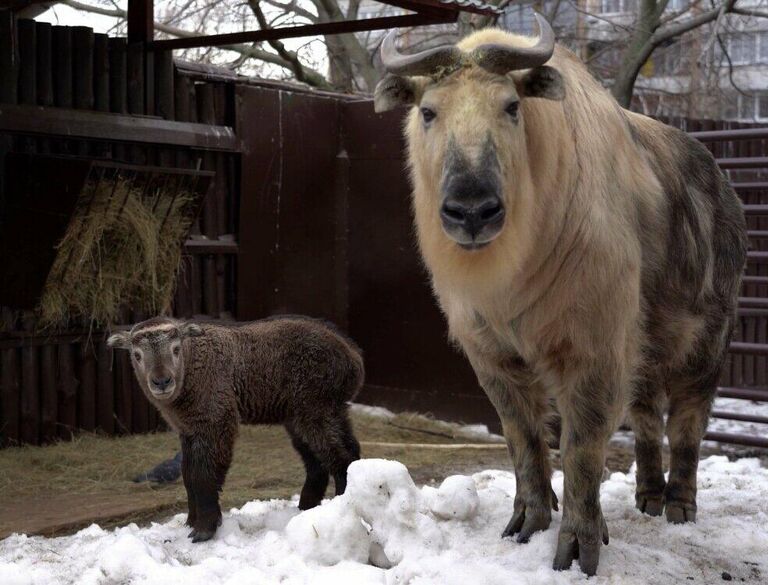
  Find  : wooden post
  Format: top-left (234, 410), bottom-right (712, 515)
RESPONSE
top-left (57, 343), bottom-right (78, 440)
top-left (72, 26), bottom-right (94, 110)
top-left (155, 49), bottom-right (174, 120)
top-left (17, 19), bottom-right (36, 105)
top-left (0, 348), bottom-right (20, 446)
top-left (94, 33), bottom-right (110, 112)
top-left (0, 10), bottom-right (18, 104)
top-left (52, 26), bottom-right (73, 109)
top-left (127, 0), bottom-right (154, 44)
top-left (40, 344), bottom-right (58, 443)
top-left (36, 22), bottom-right (53, 107)
top-left (96, 340), bottom-right (115, 434)
top-left (78, 343), bottom-right (96, 432)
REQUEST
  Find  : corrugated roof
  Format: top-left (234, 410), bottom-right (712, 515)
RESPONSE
top-left (436, 0), bottom-right (505, 15)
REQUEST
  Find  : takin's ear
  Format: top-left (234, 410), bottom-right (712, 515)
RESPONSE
top-left (373, 74), bottom-right (423, 113)
top-left (518, 66), bottom-right (565, 101)
top-left (180, 322), bottom-right (204, 338)
top-left (106, 331), bottom-right (131, 349)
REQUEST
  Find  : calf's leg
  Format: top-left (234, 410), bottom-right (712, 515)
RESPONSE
top-left (181, 429), bottom-right (233, 543)
top-left (629, 379), bottom-right (666, 516)
top-left (288, 431), bottom-right (330, 510)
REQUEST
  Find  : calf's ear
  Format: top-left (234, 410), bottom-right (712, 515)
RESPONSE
top-left (518, 66), bottom-right (565, 101)
top-left (181, 323), bottom-right (204, 338)
top-left (374, 74), bottom-right (422, 113)
top-left (107, 331), bottom-right (131, 349)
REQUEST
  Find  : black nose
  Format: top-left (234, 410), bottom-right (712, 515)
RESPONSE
top-left (151, 376), bottom-right (173, 390)
top-left (440, 197), bottom-right (505, 238)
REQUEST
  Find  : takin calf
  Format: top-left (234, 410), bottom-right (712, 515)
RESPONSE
top-left (108, 316), bottom-right (364, 542)
top-left (374, 13), bottom-right (747, 576)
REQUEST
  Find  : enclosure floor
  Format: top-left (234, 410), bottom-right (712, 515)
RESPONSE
top-left (0, 408), bottom-right (750, 539)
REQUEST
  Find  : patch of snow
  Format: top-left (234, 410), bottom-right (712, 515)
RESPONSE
top-left (2, 456), bottom-right (767, 584)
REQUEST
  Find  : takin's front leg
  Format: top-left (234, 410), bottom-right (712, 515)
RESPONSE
top-left (181, 429), bottom-right (234, 543)
top-left (482, 373), bottom-right (558, 543)
top-left (552, 372), bottom-right (617, 576)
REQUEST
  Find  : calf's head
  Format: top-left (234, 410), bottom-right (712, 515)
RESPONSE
top-left (374, 15), bottom-right (565, 251)
top-left (107, 317), bottom-right (203, 401)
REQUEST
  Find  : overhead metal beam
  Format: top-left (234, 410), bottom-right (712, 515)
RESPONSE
top-left (150, 12), bottom-right (456, 51)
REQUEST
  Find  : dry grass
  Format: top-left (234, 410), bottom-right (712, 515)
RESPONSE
top-left (38, 177), bottom-right (194, 329)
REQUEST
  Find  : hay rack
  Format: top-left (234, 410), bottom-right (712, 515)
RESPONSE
top-left (0, 152), bottom-right (213, 311)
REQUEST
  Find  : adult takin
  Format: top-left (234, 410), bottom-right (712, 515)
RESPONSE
top-left (374, 14), bottom-right (747, 576)
top-left (108, 316), bottom-right (364, 542)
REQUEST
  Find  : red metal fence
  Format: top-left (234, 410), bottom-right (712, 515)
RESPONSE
top-left (0, 12), bottom-right (766, 449)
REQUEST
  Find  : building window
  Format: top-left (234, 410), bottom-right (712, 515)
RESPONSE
top-left (759, 32), bottom-right (768, 64)
top-left (599, 0), bottom-right (623, 13)
top-left (667, 0), bottom-right (689, 12)
top-left (758, 93), bottom-right (768, 122)
top-left (728, 33), bottom-right (756, 65)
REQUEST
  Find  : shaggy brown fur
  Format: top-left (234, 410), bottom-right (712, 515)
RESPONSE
top-left (375, 28), bottom-right (747, 575)
top-left (108, 315), bottom-right (364, 542)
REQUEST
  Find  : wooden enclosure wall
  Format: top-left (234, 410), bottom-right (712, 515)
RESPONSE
top-left (0, 15), bottom-right (238, 446)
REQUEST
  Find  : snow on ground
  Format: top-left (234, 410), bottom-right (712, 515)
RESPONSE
top-left (708, 397), bottom-right (768, 438)
top-left (350, 403), bottom-right (504, 442)
top-left (2, 456), bottom-right (767, 585)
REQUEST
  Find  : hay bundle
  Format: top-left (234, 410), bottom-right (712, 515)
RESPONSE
top-left (38, 177), bottom-right (195, 329)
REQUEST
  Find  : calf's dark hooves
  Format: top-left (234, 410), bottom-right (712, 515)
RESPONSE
top-left (501, 504), bottom-right (552, 543)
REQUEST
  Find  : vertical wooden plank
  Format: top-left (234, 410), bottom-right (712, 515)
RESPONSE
top-left (93, 33), bottom-right (110, 112)
top-left (40, 344), bottom-right (58, 442)
top-left (0, 348), bottom-right (20, 446)
top-left (20, 313), bottom-right (40, 445)
top-left (52, 26), bottom-right (72, 109)
top-left (131, 376), bottom-right (148, 434)
top-left (57, 343), bottom-right (78, 440)
top-left (196, 83), bottom-right (220, 317)
top-left (17, 19), bottom-right (36, 105)
top-left (78, 343), bottom-right (96, 432)
top-left (0, 10), bottom-right (19, 104)
top-left (108, 37), bottom-right (127, 113)
top-left (36, 22), bottom-right (53, 107)
top-left (115, 352), bottom-right (133, 433)
top-left (155, 49), bottom-right (174, 120)
top-left (96, 339), bottom-right (115, 434)
top-left (127, 42), bottom-right (145, 115)
top-left (72, 26), bottom-right (94, 110)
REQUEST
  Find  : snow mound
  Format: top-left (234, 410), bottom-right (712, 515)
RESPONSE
top-left (2, 456), bottom-right (768, 584)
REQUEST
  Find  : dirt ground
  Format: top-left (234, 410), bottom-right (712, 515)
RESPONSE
top-left (0, 409), bottom-right (751, 540)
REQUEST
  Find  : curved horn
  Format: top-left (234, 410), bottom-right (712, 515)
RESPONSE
top-left (380, 29), bottom-right (462, 77)
top-left (472, 13), bottom-right (555, 75)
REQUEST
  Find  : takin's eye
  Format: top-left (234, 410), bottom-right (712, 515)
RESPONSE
top-left (420, 107), bottom-right (436, 124)
top-left (505, 101), bottom-right (520, 120)
top-left (133, 351), bottom-right (141, 362)
top-left (173, 346), bottom-right (181, 357)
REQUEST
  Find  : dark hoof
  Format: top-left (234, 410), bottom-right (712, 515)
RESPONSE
top-left (552, 517), bottom-right (609, 576)
top-left (636, 493), bottom-right (664, 517)
top-left (298, 497), bottom-right (321, 511)
top-left (189, 528), bottom-right (216, 543)
top-left (501, 499), bottom-right (553, 543)
top-left (665, 501), bottom-right (696, 524)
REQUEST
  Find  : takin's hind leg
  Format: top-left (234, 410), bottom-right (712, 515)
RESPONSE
top-left (287, 430), bottom-right (330, 510)
top-left (628, 380), bottom-right (666, 516)
top-left (664, 380), bottom-right (717, 524)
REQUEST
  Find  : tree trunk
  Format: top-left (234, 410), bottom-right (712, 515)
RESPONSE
top-left (610, 0), bottom-right (662, 108)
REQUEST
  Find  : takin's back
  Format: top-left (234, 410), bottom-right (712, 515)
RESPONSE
top-left (196, 317), bottom-right (364, 425)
